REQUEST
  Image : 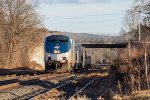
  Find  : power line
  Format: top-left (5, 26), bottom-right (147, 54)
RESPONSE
top-left (46, 13), bottom-right (124, 19)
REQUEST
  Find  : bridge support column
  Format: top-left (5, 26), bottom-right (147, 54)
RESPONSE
top-left (82, 47), bottom-right (86, 69)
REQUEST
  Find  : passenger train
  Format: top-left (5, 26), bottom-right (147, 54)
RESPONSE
top-left (44, 35), bottom-right (91, 72)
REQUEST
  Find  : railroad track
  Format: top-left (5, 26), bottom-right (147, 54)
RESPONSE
top-left (29, 74), bottom-right (85, 100)
top-left (67, 76), bottom-right (112, 100)
top-left (30, 81), bottom-right (71, 100)
top-left (0, 69), bottom-right (41, 80)
top-left (14, 75), bottom-right (81, 100)
top-left (30, 74), bottom-right (112, 100)
top-left (0, 67), bottom-right (112, 100)
top-left (0, 74), bottom-right (18, 81)
top-left (0, 72), bottom-right (70, 90)
top-left (0, 70), bottom-right (53, 81)
top-left (0, 72), bottom-right (76, 100)
top-left (68, 77), bottom-right (98, 100)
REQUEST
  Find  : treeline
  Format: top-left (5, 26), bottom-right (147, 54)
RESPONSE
top-left (113, 0), bottom-right (150, 94)
top-left (0, 0), bottom-right (44, 69)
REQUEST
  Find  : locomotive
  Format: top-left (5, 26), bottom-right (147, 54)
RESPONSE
top-left (44, 35), bottom-right (91, 72)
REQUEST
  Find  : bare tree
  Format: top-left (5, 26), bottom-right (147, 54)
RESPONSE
top-left (114, 0), bottom-right (150, 94)
top-left (123, 10), bottom-right (139, 33)
top-left (0, 0), bottom-right (42, 68)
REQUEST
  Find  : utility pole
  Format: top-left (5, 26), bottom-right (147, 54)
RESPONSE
top-left (138, 10), bottom-right (141, 90)
top-left (138, 11), bottom-right (141, 41)
top-left (144, 44), bottom-right (149, 89)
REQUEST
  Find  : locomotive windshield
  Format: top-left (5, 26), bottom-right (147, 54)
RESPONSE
top-left (58, 40), bottom-right (68, 43)
top-left (47, 39), bottom-right (68, 43)
top-left (45, 35), bottom-right (71, 53)
top-left (48, 39), bottom-right (57, 43)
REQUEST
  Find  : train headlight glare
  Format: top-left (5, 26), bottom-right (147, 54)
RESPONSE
top-left (54, 50), bottom-right (60, 54)
top-left (54, 50), bottom-right (57, 54)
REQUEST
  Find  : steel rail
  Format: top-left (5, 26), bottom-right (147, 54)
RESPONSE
top-left (29, 74), bottom-right (84, 100)
top-left (0, 73), bottom-right (70, 90)
top-left (68, 77), bottom-right (98, 100)
top-left (100, 78), bottom-right (112, 97)
top-left (30, 81), bottom-right (71, 100)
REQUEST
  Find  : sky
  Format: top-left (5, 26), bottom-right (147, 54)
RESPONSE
top-left (37, 0), bottom-right (133, 35)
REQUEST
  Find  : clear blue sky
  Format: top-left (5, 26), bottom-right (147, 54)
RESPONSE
top-left (37, 0), bottom-right (132, 34)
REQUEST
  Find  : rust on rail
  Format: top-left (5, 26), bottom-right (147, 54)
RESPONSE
top-left (0, 82), bottom-right (20, 90)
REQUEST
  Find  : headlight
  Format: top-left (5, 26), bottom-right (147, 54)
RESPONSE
top-left (48, 54), bottom-right (51, 57)
top-left (54, 50), bottom-right (57, 54)
top-left (54, 50), bottom-right (60, 54)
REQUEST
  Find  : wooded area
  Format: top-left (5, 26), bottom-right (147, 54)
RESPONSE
top-left (0, 0), bottom-right (43, 69)
top-left (113, 0), bottom-right (150, 93)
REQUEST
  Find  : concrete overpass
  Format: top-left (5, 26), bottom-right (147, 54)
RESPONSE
top-left (81, 43), bottom-right (128, 48)
top-left (75, 35), bottom-right (131, 48)
top-left (50, 32), bottom-right (131, 48)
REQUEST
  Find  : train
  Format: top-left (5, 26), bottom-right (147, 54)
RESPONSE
top-left (44, 35), bottom-right (91, 72)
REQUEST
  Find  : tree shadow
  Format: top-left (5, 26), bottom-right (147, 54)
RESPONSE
top-left (53, 67), bottom-right (113, 99)
top-left (0, 67), bottom-right (44, 76)
top-left (13, 79), bottom-right (58, 99)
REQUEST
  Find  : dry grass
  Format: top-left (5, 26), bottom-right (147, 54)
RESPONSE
top-left (101, 66), bottom-right (110, 70)
top-left (130, 90), bottom-right (150, 99)
top-left (112, 94), bottom-right (123, 100)
top-left (70, 95), bottom-right (90, 100)
top-left (46, 89), bottom-right (65, 100)
top-left (111, 94), bottom-right (130, 100)
top-left (29, 61), bottom-right (44, 71)
top-left (48, 89), bottom-right (61, 96)
top-left (115, 90), bottom-right (150, 100)
top-left (87, 72), bottom-right (109, 77)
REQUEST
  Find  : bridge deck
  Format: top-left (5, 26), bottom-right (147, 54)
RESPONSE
top-left (81, 43), bottom-right (128, 48)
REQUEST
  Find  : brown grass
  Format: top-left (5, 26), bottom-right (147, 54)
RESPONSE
top-left (70, 95), bottom-right (90, 100)
top-left (119, 90), bottom-right (150, 100)
top-left (29, 61), bottom-right (44, 70)
top-left (87, 72), bottom-right (109, 77)
top-left (130, 90), bottom-right (150, 99)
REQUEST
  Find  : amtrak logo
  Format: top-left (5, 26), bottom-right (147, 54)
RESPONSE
top-left (54, 46), bottom-right (60, 49)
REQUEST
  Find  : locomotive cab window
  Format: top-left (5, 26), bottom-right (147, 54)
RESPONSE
top-left (48, 39), bottom-right (57, 43)
top-left (58, 40), bottom-right (68, 43)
